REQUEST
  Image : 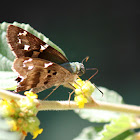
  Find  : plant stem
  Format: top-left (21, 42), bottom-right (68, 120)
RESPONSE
top-left (38, 100), bottom-right (140, 115)
top-left (20, 134), bottom-right (26, 140)
top-left (0, 89), bottom-right (140, 115)
top-left (0, 89), bottom-right (25, 100)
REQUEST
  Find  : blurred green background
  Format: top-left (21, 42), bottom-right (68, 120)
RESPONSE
top-left (0, 1), bottom-right (139, 140)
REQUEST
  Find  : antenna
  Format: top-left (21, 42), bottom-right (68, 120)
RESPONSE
top-left (86, 68), bottom-right (98, 81)
top-left (93, 83), bottom-right (103, 96)
top-left (82, 56), bottom-right (89, 64)
top-left (81, 56), bottom-right (103, 96)
top-left (86, 68), bottom-right (103, 96)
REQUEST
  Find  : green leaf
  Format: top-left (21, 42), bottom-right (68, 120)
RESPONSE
top-left (73, 126), bottom-right (103, 140)
top-left (112, 130), bottom-right (135, 140)
top-left (74, 87), bottom-right (124, 123)
top-left (92, 87), bottom-right (123, 103)
top-left (0, 22), bottom-right (15, 64)
top-left (73, 115), bottom-right (135, 140)
top-left (0, 54), bottom-right (13, 71)
top-left (99, 115), bottom-right (134, 140)
top-left (0, 72), bottom-right (17, 90)
top-left (123, 134), bottom-right (136, 140)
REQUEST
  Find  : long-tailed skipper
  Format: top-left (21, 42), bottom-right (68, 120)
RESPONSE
top-left (7, 25), bottom-right (85, 93)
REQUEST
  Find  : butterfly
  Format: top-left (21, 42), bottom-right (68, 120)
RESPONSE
top-left (7, 25), bottom-right (85, 94)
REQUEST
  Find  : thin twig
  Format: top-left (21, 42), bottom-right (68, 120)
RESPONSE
top-left (0, 89), bottom-right (25, 100)
top-left (0, 89), bottom-right (140, 115)
top-left (38, 100), bottom-right (140, 115)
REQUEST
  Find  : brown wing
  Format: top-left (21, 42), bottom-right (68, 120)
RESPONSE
top-left (13, 57), bottom-right (74, 93)
top-left (7, 25), bottom-right (68, 64)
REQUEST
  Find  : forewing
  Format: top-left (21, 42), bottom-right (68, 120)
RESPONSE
top-left (13, 57), bottom-right (71, 92)
top-left (7, 25), bottom-right (68, 64)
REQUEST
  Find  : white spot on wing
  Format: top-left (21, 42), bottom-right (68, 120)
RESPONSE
top-left (23, 58), bottom-right (33, 67)
top-left (40, 45), bottom-right (46, 51)
top-left (44, 62), bottom-right (53, 68)
top-left (18, 32), bottom-right (22, 36)
top-left (28, 65), bottom-right (34, 70)
top-left (44, 44), bottom-right (49, 48)
top-left (23, 63), bottom-right (26, 67)
top-left (27, 58), bottom-right (32, 62)
top-left (24, 58), bottom-right (33, 63)
top-left (18, 31), bottom-right (27, 36)
top-left (40, 44), bottom-right (49, 52)
top-left (24, 45), bottom-right (30, 50)
top-left (18, 38), bottom-right (21, 44)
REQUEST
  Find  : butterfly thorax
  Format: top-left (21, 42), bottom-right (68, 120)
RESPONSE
top-left (61, 62), bottom-right (85, 76)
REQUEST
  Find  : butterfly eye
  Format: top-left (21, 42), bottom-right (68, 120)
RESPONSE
top-left (77, 63), bottom-right (85, 76)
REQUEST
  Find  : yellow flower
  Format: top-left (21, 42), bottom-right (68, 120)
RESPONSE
top-left (73, 78), bottom-right (96, 108)
top-left (1, 99), bottom-right (9, 110)
top-left (74, 95), bottom-right (88, 108)
top-left (73, 79), bottom-right (95, 95)
top-left (0, 99), bottom-right (17, 117)
top-left (18, 98), bottom-right (32, 108)
top-left (82, 80), bottom-right (95, 97)
top-left (32, 128), bottom-right (43, 139)
top-left (0, 91), bottom-right (42, 139)
top-left (73, 79), bottom-right (85, 89)
top-left (24, 91), bottom-right (38, 102)
top-left (7, 119), bottom-right (17, 131)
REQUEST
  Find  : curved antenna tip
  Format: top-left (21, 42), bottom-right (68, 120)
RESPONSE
top-left (82, 56), bottom-right (89, 64)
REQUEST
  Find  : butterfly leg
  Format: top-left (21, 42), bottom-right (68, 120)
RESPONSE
top-left (67, 82), bottom-right (84, 106)
top-left (42, 84), bottom-right (61, 101)
top-left (66, 83), bottom-right (75, 106)
top-left (73, 81), bottom-right (85, 96)
top-left (68, 90), bottom-right (75, 106)
top-left (73, 81), bottom-right (81, 89)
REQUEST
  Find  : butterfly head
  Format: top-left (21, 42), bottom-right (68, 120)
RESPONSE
top-left (61, 62), bottom-right (85, 76)
top-left (73, 62), bottom-right (85, 76)
top-left (72, 56), bottom-right (89, 76)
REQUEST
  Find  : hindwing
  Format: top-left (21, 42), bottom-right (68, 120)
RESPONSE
top-left (13, 57), bottom-right (73, 92)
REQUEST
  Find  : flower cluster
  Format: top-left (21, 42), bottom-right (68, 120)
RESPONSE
top-left (0, 91), bottom-right (43, 139)
top-left (73, 79), bottom-right (95, 108)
